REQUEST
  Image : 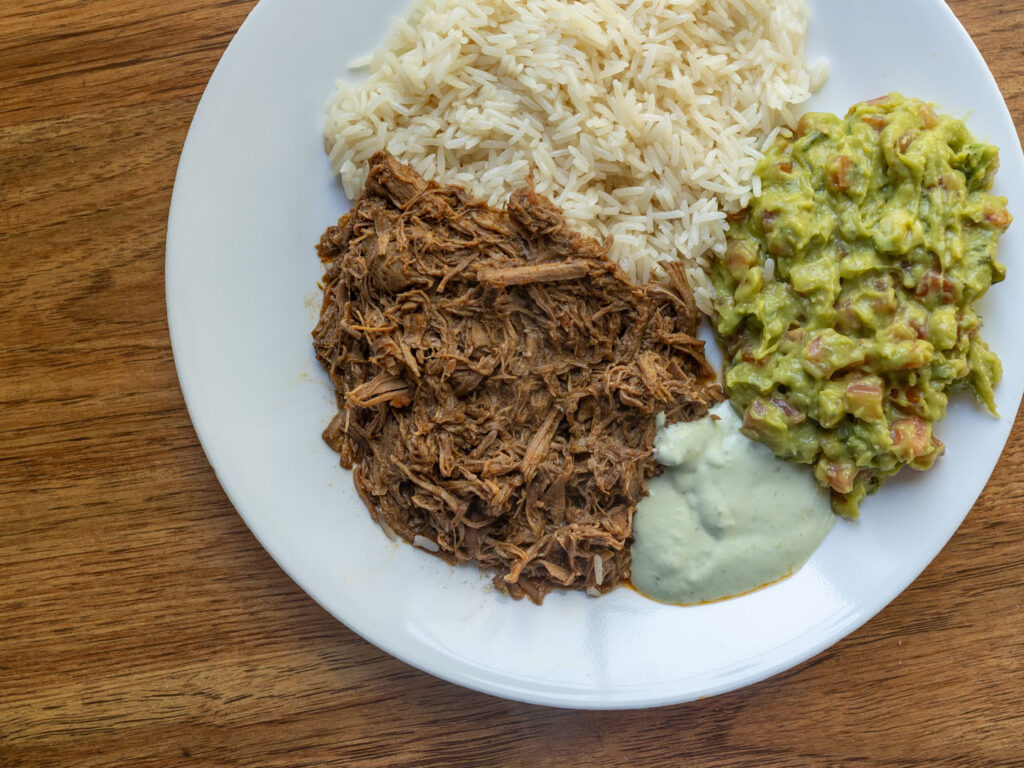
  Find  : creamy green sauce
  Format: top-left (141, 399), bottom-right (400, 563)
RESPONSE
top-left (631, 401), bottom-right (834, 605)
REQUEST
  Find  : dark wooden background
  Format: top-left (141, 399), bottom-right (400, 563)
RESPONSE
top-left (2, 1), bottom-right (1022, 765)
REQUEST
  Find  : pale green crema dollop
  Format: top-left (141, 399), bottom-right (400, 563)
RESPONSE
top-left (631, 401), bottom-right (835, 605)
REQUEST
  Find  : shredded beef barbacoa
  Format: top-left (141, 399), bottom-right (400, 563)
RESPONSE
top-left (313, 152), bottom-right (722, 603)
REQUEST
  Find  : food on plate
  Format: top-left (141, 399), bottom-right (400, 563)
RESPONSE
top-left (631, 401), bottom-right (833, 605)
top-left (325, 0), bottom-right (825, 302)
top-left (312, 152), bottom-right (721, 603)
top-left (712, 93), bottom-right (1011, 516)
top-left (314, 0), bottom-right (1006, 604)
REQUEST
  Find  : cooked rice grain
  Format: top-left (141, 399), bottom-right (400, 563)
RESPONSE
top-left (325, 0), bottom-right (823, 309)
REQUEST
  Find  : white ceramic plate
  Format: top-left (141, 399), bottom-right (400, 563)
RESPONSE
top-left (167, 0), bottom-right (1024, 708)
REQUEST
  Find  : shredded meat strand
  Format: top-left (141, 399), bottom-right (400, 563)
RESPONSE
top-left (313, 152), bottom-right (722, 603)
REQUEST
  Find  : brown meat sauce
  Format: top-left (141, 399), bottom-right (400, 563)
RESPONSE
top-left (313, 152), bottom-right (721, 603)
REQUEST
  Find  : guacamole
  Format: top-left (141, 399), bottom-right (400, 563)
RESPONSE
top-left (712, 93), bottom-right (1010, 517)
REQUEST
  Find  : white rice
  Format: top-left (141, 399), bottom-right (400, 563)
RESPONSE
top-left (413, 534), bottom-right (440, 552)
top-left (325, 0), bottom-right (823, 310)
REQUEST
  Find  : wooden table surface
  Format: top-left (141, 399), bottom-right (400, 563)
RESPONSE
top-left (3, 1), bottom-right (1023, 765)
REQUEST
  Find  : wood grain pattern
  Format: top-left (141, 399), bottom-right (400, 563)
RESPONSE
top-left (1, 1), bottom-right (1022, 765)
